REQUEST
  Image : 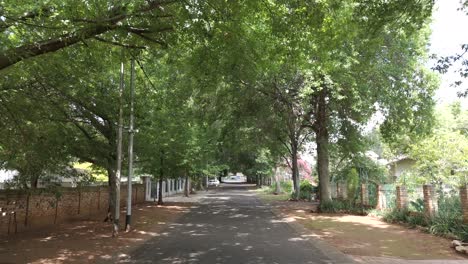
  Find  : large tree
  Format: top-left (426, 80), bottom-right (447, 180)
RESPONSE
top-left (0, 0), bottom-right (179, 71)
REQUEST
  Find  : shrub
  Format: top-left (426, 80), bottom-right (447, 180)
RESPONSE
top-left (269, 180), bottom-right (292, 194)
top-left (347, 168), bottom-right (359, 202)
top-left (409, 198), bottom-right (424, 213)
top-left (382, 208), bottom-right (409, 223)
top-left (318, 199), bottom-right (368, 214)
top-left (407, 212), bottom-right (427, 227)
top-left (428, 196), bottom-right (466, 240)
top-left (319, 200), bottom-right (344, 213)
top-left (378, 195), bottom-right (468, 242)
top-left (299, 180), bottom-right (314, 200)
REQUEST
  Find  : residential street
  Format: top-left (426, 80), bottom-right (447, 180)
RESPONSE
top-left (118, 184), bottom-right (354, 264)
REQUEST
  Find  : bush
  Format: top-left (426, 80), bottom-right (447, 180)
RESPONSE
top-left (269, 180), bottom-right (292, 194)
top-left (378, 195), bottom-right (468, 242)
top-left (299, 180), bottom-right (314, 200)
top-left (319, 199), bottom-right (367, 214)
top-left (428, 196), bottom-right (467, 240)
top-left (347, 168), bottom-right (359, 202)
top-left (382, 208), bottom-right (409, 223)
top-left (407, 212), bottom-right (427, 227)
top-left (409, 198), bottom-right (424, 213)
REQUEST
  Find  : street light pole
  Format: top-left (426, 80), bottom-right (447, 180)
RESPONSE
top-left (125, 57), bottom-right (136, 232)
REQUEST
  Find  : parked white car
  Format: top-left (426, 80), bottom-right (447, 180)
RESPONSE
top-left (221, 175), bottom-right (246, 183)
top-left (208, 178), bottom-right (220, 187)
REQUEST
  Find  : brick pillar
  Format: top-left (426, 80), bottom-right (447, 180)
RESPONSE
top-left (376, 185), bottom-right (384, 209)
top-left (361, 184), bottom-right (369, 206)
top-left (423, 185), bottom-right (438, 218)
top-left (396, 186), bottom-right (408, 210)
top-left (459, 185), bottom-right (468, 224)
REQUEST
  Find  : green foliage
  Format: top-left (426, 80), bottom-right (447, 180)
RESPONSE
top-left (428, 196), bottom-right (468, 241)
top-left (401, 103), bottom-right (468, 186)
top-left (270, 181), bottom-right (292, 194)
top-left (347, 168), bottom-right (359, 202)
top-left (300, 180), bottom-right (314, 193)
top-left (296, 180), bottom-right (314, 200)
top-left (0, 1), bottom-right (439, 224)
top-left (409, 198), bottom-right (425, 213)
top-left (378, 195), bottom-right (468, 241)
top-left (407, 212), bottom-right (427, 227)
top-left (319, 199), bottom-right (369, 214)
top-left (382, 208), bottom-right (410, 224)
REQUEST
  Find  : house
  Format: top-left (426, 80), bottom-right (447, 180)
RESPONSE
top-left (0, 169), bottom-right (18, 189)
top-left (0, 167), bottom-right (101, 189)
top-left (387, 156), bottom-right (416, 182)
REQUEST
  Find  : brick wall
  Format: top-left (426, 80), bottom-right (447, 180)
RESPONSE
top-left (423, 184), bottom-right (437, 218)
top-left (0, 184), bottom-right (145, 235)
top-left (396, 186), bottom-right (408, 210)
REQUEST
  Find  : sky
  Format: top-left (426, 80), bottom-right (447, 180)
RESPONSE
top-left (429, 0), bottom-right (468, 105)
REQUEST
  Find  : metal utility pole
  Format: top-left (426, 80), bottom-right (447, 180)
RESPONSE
top-left (113, 59), bottom-right (125, 237)
top-left (125, 57), bottom-right (136, 232)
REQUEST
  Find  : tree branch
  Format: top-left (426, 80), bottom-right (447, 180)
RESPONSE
top-left (0, 0), bottom-right (177, 70)
top-left (93, 37), bottom-right (147, 49)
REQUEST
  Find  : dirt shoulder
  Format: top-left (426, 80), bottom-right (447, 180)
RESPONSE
top-left (255, 191), bottom-right (468, 263)
top-left (0, 200), bottom-right (195, 264)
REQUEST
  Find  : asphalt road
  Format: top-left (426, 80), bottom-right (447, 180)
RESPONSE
top-left (122, 184), bottom-right (353, 264)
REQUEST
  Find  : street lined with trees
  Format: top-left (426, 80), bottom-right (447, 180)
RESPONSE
top-left (1, 0), bottom-right (455, 240)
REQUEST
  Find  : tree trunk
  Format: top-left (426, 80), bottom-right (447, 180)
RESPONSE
top-left (107, 163), bottom-right (120, 236)
top-left (274, 166), bottom-right (282, 194)
top-left (31, 174), bottom-right (39, 189)
top-left (315, 87), bottom-right (331, 204)
top-left (158, 176), bottom-right (164, 205)
top-left (158, 153), bottom-right (164, 205)
top-left (184, 173), bottom-right (190, 197)
top-left (291, 143), bottom-right (300, 200)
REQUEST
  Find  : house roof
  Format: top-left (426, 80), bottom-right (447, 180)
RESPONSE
top-left (0, 169), bottom-right (18, 182)
top-left (387, 155), bottom-right (415, 165)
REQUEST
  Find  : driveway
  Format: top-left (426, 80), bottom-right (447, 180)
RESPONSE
top-left (118, 184), bottom-right (353, 264)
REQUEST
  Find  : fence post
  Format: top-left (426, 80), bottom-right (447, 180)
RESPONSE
top-left (396, 186), bottom-right (408, 210)
top-left (360, 184), bottom-right (369, 206)
top-left (459, 184), bottom-right (468, 224)
top-left (423, 185), bottom-right (438, 218)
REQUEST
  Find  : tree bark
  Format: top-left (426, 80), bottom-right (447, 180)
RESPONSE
top-left (158, 153), bottom-right (164, 205)
top-left (157, 176), bottom-right (164, 205)
top-left (291, 143), bottom-right (300, 200)
top-left (31, 174), bottom-right (39, 189)
top-left (184, 173), bottom-right (190, 197)
top-left (315, 87), bottom-right (332, 204)
top-left (274, 166), bottom-right (282, 194)
top-left (0, 1), bottom-right (175, 70)
top-left (107, 163), bottom-right (120, 235)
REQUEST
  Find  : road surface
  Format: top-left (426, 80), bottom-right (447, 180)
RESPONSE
top-left (121, 184), bottom-right (353, 264)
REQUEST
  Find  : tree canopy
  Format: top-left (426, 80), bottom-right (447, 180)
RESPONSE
top-left (0, 0), bottom-right (441, 223)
